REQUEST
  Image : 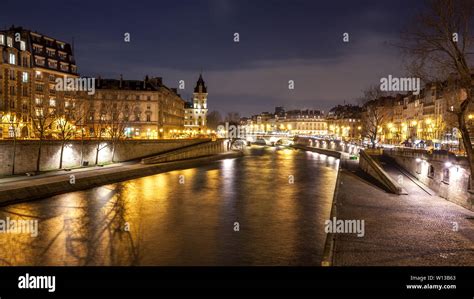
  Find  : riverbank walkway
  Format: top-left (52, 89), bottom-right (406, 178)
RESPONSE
top-left (0, 152), bottom-right (241, 205)
top-left (333, 154), bottom-right (474, 266)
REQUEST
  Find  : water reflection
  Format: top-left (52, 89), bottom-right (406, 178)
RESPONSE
top-left (0, 146), bottom-right (338, 266)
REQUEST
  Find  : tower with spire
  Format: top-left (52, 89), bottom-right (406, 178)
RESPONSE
top-left (185, 74), bottom-right (208, 134)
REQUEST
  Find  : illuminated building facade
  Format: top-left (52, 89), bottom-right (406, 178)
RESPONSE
top-left (87, 76), bottom-right (185, 139)
top-left (184, 74), bottom-right (208, 134)
top-left (0, 26), bottom-right (78, 139)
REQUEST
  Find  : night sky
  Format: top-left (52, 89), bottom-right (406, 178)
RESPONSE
top-left (1, 0), bottom-right (425, 116)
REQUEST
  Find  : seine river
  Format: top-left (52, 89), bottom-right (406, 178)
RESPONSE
top-left (0, 146), bottom-right (339, 266)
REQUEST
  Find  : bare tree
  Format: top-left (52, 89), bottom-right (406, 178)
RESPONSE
top-left (56, 97), bottom-right (87, 169)
top-left (32, 108), bottom-right (56, 173)
top-left (89, 96), bottom-right (135, 165)
top-left (74, 94), bottom-right (91, 167)
top-left (359, 86), bottom-right (390, 147)
top-left (89, 99), bottom-right (109, 166)
top-left (106, 99), bottom-right (132, 163)
top-left (399, 0), bottom-right (474, 187)
top-left (6, 114), bottom-right (20, 175)
top-left (206, 110), bottom-right (222, 130)
top-left (224, 112), bottom-right (240, 126)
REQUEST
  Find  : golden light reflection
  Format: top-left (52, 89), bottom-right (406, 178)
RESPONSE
top-left (0, 147), bottom-right (339, 266)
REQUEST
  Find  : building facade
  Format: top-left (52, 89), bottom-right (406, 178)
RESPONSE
top-left (281, 109), bottom-right (327, 135)
top-left (327, 104), bottom-right (362, 141)
top-left (359, 78), bottom-right (474, 150)
top-left (86, 76), bottom-right (185, 139)
top-left (184, 74), bottom-right (208, 134)
top-left (0, 26), bottom-right (78, 139)
top-left (241, 107), bottom-right (328, 136)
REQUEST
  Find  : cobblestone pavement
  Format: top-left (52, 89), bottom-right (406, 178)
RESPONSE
top-left (333, 157), bottom-right (474, 266)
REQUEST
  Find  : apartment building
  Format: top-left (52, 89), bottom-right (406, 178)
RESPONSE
top-left (0, 26), bottom-right (78, 139)
top-left (87, 76), bottom-right (185, 139)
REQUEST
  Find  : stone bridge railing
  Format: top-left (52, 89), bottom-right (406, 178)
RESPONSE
top-left (295, 137), bottom-right (361, 155)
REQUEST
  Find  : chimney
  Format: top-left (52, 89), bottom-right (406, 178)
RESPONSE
top-left (144, 75), bottom-right (149, 89)
top-left (120, 74), bottom-right (123, 88)
top-left (97, 75), bottom-right (101, 88)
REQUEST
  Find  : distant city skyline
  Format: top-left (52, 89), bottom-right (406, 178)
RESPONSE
top-left (1, 0), bottom-right (425, 116)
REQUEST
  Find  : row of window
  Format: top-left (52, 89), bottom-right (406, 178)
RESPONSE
top-left (87, 113), bottom-right (153, 122)
top-left (1, 70), bottom-right (30, 82)
top-left (184, 121), bottom-right (205, 126)
top-left (30, 34), bottom-right (66, 50)
top-left (0, 84), bottom-right (30, 96)
top-left (0, 35), bottom-right (26, 51)
top-left (185, 115), bottom-right (203, 120)
top-left (185, 110), bottom-right (206, 114)
top-left (96, 94), bottom-right (159, 101)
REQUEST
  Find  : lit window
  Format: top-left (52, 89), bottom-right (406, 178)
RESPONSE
top-left (49, 99), bottom-right (56, 107)
top-left (0, 35), bottom-right (4, 45)
top-left (35, 98), bottom-right (42, 105)
top-left (7, 37), bottom-right (13, 47)
top-left (20, 41), bottom-right (26, 51)
top-left (22, 72), bottom-right (28, 83)
top-left (9, 53), bottom-right (16, 64)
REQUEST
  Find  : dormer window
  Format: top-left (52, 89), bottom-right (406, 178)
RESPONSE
top-left (35, 57), bottom-right (45, 66)
top-left (33, 44), bottom-right (43, 54)
top-left (47, 48), bottom-right (56, 57)
top-left (48, 59), bottom-right (57, 69)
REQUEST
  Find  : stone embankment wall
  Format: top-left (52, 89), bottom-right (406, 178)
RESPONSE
top-left (0, 139), bottom-right (207, 176)
top-left (142, 139), bottom-right (226, 164)
top-left (384, 148), bottom-right (473, 210)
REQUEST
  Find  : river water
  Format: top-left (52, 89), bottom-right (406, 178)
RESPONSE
top-left (0, 146), bottom-right (339, 266)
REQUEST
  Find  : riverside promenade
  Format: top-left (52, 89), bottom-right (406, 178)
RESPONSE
top-left (333, 155), bottom-right (474, 266)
